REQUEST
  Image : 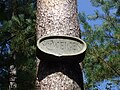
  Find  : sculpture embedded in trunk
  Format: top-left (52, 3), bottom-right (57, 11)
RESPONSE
top-left (36, 0), bottom-right (85, 90)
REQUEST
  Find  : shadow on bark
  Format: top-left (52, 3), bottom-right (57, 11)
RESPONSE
top-left (37, 61), bottom-right (84, 90)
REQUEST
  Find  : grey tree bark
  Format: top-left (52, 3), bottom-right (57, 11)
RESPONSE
top-left (36, 0), bottom-right (84, 90)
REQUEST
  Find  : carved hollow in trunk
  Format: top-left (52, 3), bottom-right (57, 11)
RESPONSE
top-left (36, 0), bottom-right (84, 90)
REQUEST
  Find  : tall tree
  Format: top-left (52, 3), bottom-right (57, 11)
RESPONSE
top-left (36, 0), bottom-right (84, 89)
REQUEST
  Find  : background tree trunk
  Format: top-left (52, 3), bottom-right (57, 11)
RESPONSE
top-left (36, 0), bottom-right (84, 90)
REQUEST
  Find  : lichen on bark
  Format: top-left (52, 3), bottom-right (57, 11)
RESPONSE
top-left (36, 0), bottom-right (80, 39)
top-left (36, 0), bottom-right (83, 90)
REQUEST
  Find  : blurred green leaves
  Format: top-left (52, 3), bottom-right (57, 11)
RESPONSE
top-left (0, 0), bottom-right (36, 89)
top-left (79, 0), bottom-right (120, 89)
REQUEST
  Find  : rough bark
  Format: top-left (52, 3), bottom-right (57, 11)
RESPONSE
top-left (36, 0), bottom-right (83, 90)
top-left (36, 0), bottom-right (80, 39)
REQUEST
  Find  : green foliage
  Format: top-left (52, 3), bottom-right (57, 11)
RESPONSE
top-left (0, 0), bottom-right (119, 89)
top-left (79, 0), bottom-right (120, 89)
top-left (0, 0), bottom-right (36, 89)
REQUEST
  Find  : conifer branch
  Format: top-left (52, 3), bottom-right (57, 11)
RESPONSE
top-left (0, 35), bottom-right (16, 46)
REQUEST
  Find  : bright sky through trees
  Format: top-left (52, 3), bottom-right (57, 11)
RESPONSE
top-left (0, 0), bottom-right (119, 89)
top-left (78, 0), bottom-right (103, 27)
top-left (77, 0), bottom-right (120, 90)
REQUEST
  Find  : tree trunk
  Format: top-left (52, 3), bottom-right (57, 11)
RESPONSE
top-left (36, 0), bottom-right (84, 90)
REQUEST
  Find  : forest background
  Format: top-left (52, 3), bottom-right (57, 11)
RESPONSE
top-left (0, 0), bottom-right (120, 89)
